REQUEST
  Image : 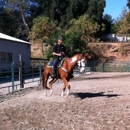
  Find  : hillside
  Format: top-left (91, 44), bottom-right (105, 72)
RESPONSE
top-left (87, 43), bottom-right (130, 62)
top-left (31, 43), bottom-right (130, 62)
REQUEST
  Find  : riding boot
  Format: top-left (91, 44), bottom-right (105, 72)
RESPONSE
top-left (51, 59), bottom-right (57, 78)
top-left (51, 68), bottom-right (56, 78)
top-left (51, 71), bottom-right (55, 78)
top-left (70, 73), bottom-right (74, 78)
top-left (70, 70), bottom-right (74, 78)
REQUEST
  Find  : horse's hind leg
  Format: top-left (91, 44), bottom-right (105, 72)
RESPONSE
top-left (43, 72), bottom-right (50, 96)
top-left (48, 78), bottom-right (58, 96)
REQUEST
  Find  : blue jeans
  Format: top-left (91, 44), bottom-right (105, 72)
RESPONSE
top-left (52, 57), bottom-right (60, 75)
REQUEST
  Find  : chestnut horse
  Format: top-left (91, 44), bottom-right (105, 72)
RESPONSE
top-left (42, 53), bottom-right (89, 98)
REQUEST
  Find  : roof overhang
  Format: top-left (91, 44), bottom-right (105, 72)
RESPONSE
top-left (0, 33), bottom-right (31, 44)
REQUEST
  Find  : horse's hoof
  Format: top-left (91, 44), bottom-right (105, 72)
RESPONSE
top-left (49, 90), bottom-right (53, 96)
top-left (44, 93), bottom-right (47, 96)
top-left (43, 90), bottom-right (47, 96)
top-left (48, 93), bottom-right (53, 96)
top-left (64, 95), bottom-right (69, 99)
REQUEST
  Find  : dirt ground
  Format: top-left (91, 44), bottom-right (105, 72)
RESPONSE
top-left (0, 72), bottom-right (130, 130)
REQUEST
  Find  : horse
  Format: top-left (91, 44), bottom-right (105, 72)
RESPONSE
top-left (42, 53), bottom-right (90, 98)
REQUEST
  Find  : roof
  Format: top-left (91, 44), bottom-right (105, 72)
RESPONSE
top-left (0, 33), bottom-right (31, 44)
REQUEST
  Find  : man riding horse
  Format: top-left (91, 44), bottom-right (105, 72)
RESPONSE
top-left (42, 36), bottom-right (91, 97)
top-left (51, 36), bottom-right (66, 78)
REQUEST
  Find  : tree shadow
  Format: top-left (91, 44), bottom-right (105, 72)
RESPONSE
top-left (71, 92), bottom-right (121, 99)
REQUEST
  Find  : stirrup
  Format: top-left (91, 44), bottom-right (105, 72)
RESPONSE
top-left (51, 73), bottom-right (56, 78)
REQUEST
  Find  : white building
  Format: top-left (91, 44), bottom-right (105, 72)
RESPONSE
top-left (103, 33), bottom-right (130, 42)
top-left (0, 33), bottom-right (31, 73)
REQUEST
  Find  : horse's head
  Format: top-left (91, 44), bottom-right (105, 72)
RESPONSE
top-left (69, 53), bottom-right (91, 73)
top-left (77, 53), bottom-right (91, 73)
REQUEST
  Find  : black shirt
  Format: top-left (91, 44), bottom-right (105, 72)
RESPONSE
top-left (53, 44), bottom-right (66, 58)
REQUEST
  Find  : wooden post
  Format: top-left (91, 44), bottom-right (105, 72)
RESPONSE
top-left (19, 61), bottom-right (24, 88)
top-left (11, 62), bottom-right (14, 92)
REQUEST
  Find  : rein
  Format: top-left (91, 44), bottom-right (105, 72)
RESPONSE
top-left (60, 54), bottom-right (84, 74)
top-left (79, 54), bottom-right (85, 68)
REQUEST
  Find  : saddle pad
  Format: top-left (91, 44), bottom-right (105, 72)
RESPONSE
top-left (47, 60), bottom-right (54, 68)
top-left (47, 57), bottom-right (66, 68)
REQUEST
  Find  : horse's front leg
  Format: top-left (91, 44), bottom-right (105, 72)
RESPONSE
top-left (49, 78), bottom-right (57, 96)
top-left (61, 78), bottom-right (70, 98)
top-left (61, 84), bottom-right (66, 97)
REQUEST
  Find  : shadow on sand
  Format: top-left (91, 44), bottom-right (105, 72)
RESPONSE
top-left (71, 92), bottom-right (121, 99)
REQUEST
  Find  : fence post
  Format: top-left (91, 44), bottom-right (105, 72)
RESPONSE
top-left (19, 61), bottom-right (24, 88)
top-left (32, 63), bottom-right (34, 81)
top-left (11, 62), bottom-right (14, 91)
top-left (94, 62), bottom-right (96, 72)
top-left (115, 62), bottom-right (116, 70)
top-left (126, 62), bottom-right (129, 72)
top-left (39, 62), bottom-right (42, 85)
top-left (102, 62), bottom-right (105, 72)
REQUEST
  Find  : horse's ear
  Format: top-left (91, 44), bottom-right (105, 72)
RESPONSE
top-left (85, 53), bottom-right (92, 59)
top-left (84, 53), bottom-right (88, 57)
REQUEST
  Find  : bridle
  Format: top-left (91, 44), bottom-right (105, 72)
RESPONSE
top-left (61, 54), bottom-right (86, 74)
top-left (78, 54), bottom-right (86, 68)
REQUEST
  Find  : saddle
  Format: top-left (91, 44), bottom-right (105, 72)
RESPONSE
top-left (47, 57), bottom-right (66, 79)
top-left (47, 57), bottom-right (66, 68)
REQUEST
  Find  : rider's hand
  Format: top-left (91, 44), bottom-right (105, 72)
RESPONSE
top-left (58, 53), bottom-right (61, 56)
top-left (61, 52), bottom-right (65, 55)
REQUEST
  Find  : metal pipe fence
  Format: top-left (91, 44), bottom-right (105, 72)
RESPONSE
top-left (0, 61), bottom-right (130, 94)
top-left (0, 61), bottom-right (44, 94)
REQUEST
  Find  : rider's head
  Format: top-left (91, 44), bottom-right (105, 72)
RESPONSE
top-left (58, 36), bottom-right (63, 44)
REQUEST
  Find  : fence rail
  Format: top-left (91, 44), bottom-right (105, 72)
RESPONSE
top-left (0, 61), bottom-right (130, 94)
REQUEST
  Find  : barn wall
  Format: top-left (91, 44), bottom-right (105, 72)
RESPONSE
top-left (0, 39), bottom-right (31, 73)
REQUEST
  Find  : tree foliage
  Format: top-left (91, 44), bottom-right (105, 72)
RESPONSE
top-left (66, 14), bottom-right (100, 42)
top-left (29, 16), bottom-right (60, 44)
top-left (118, 13), bottom-right (130, 34)
top-left (127, 0), bottom-right (130, 9)
top-left (0, 0), bottom-right (38, 40)
top-left (2, 0), bottom-right (129, 59)
top-left (102, 14), bottom-right (115, 34)
top-left (87, 0), bottom-right (106, 22)
top-left (114, 8), bottom-right (130, 34)
top-left (35, 0), bottom-right (105, 27)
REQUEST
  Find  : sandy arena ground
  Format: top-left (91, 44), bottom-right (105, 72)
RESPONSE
top-left (0, 72), bottom-right (130, 130)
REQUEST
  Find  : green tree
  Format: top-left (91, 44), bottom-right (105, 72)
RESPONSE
top-left (29, 16), bottom-right (60, 56)
top-left (118, 13), bottom-right (130, 34)
top-left (127, 0), bottom-right (130, 9)
top-left (64, 32), bottom-right (87, 57)
top-left (114, 8), bottom-right (129, 34)
top-left (102, 14), bottom-right (114, 34)
top-left (66, 14), bottom-right (100, 42)
top-left (6, 0), bottom-right (30, 36)
top-left (35, 0), bottom-right (88, 27)
top-left (0, 0), bottom-right (38, 40)
top-left (87, 0), bottom-right (106, 22)
top-left (35, 0), bottom-right (105, 27)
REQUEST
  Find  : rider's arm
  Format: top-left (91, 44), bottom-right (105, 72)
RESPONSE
top-left (53, 52), bottom-right (61, 56)
top-left (53, 45), bottom-right (61, 56)
top-left (61, 45), bottom-right (66, 56)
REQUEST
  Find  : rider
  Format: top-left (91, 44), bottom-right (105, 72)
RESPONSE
top-left (51, 36), bottom-right (66, 78)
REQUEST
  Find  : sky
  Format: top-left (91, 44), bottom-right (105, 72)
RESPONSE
top-left (104, 0), bottom-right (128, 19)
